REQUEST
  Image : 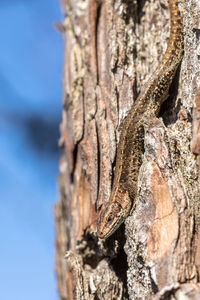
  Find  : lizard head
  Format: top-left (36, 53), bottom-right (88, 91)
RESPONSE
top-left (97, 190), bottom-right (132, 240)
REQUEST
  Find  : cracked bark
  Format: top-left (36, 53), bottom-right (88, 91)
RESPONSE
top-left (55, 0), bottom-right (200, 299)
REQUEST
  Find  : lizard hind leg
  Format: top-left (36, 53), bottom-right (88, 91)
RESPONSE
top-left (129, 200), bottom-right (137, 215)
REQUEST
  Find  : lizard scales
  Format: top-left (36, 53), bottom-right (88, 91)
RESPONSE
top-left (97, 0), bottom-right (184, 239)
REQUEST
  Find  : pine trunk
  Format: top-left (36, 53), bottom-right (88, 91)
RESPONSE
top-left (55, 0), bottom-right (200, 299)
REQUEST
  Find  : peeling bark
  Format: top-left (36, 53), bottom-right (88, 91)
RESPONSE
top-left (55, 0), bottom-right (200, 299)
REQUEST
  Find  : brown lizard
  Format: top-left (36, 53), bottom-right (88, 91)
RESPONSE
top-left (97, 0), bottom-right (184, 239)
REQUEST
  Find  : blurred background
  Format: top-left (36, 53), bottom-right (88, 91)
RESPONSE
top-left (0, 0), bottom-right (63, 299)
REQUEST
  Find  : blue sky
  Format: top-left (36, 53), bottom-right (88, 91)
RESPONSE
top-left (0, 0), bottom-right (63, 299)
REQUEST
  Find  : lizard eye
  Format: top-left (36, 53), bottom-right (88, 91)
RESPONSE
top-left (107, 216), bottom-right (112, 223)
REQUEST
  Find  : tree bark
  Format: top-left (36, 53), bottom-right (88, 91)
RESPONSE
top-left (55, 0), bottom-right (200, 299)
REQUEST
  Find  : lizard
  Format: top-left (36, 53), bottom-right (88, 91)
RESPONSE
top-left (97, 0), bottom-right (184, 239)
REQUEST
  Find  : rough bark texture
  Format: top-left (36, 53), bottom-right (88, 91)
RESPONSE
top-left (55, 0), bottom-right (200, 299)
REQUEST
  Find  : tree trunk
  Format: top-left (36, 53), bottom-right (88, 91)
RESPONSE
top-left (55, 0), bottom-right (200, 299)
